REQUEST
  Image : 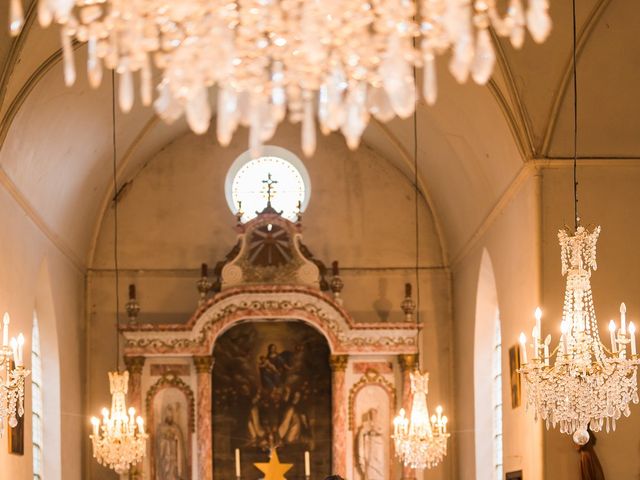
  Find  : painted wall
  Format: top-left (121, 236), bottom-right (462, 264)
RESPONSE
top-left (0, 178), bottom-right (85, 480)
top-left (452, 173), bottom-right (544, 480)
top-left (87, 126), bottom-right (454, 479)
top-left (542, 164), bottom-right (640, 480)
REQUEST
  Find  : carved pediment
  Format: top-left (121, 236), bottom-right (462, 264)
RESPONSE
top-left (221, 210), bottom-right (323, 289)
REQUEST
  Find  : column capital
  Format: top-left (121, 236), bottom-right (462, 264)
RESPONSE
top-left (123, 356), bottom-right (146, 375)
top-left (193, 355), bottom-right (214, 373)
top-left (398, 354), bottom-right (418, 372)
top-left (329, 354), bottom-right (349, 372)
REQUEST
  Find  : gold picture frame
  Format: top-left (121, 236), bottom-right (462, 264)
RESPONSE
top-left (509, 344), bottom-right (522, 409)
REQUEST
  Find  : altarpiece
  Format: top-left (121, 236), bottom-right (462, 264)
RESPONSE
top-left (121, 206), bottom-right (419, 480)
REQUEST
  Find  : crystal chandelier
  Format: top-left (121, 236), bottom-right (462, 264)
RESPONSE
top-left (90, 371), bottom-right (147, 473)
top-left (9, 0), bottom-right (551, 155)
top-left (519, 226), bottom-right (639, 445)
top-left (393, 371), bottom-right (450, 469)
top-left (518, 0), bottom-right (639, 446)
top-left (0, 312), bottom-right (30, 436)
top-left (88, 72), bottom-right (148, 472)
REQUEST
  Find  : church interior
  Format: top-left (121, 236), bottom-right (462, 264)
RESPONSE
top-left (0, 0), bottom-right (638, 479)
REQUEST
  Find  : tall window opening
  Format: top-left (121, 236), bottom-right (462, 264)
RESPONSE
top-left (32, 312), bottom-right (43, 480)
top-left (492, 316), bottom-right (503, 480)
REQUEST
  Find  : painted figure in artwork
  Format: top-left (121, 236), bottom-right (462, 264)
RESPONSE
top-left (356, 408), bottom-right (385, 480)
top-left (155, 403), bottom-right (187, 480)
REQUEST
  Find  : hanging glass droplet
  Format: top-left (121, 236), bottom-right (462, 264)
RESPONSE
top-left (216, 87), bottom-right (239, 147)
top-left (9, 0), bottom-right (24, 37)
top-left (422, 52), bottom-right (438, 106)
top-left (37, 0), bottom-right (53, 28)
top-left (119, 68), bottom-right (134, 113)
top-left (367, 86), bottom-right (395, 122)
top-left (87, 37), bottom-right (103, 89)
top-left (509, 0), bottom-right (526, 49)
top-left (302, 98), bottom-right (316, 157)
top-left (449, 31), bottom-right (474, 84)
top-left (140, 56), bottom-right (152, 106)
top-left (185, 87), bottom-right (211, 134)
top-left (61, 31), bottom-right (76, 87)
top-left (471, 28), bottom-right (495, 85)
top-left (527, 0), bottom-right (552, 44)
top-left (380, 38), bottom-right (416, 119)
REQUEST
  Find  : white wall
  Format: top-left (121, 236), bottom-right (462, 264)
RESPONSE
top-left (0, 179), bottom-right (85, 479)
top-left (453, 173), bottom-right (544, 480)
top-left (542, 164), bottom-right (640, 480)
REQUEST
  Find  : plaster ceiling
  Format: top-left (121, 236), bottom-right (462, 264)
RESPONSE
top-left (0, 0), bottom-right (634, 268)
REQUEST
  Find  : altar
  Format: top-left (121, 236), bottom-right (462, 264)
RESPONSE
top-left (121, 206), bottom-right (419, 480)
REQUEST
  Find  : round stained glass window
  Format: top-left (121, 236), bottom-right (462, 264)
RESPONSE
top-left (225, 146), bottom-right (311, 223)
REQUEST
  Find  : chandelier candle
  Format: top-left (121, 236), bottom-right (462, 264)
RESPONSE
top-left (0, 312), bottom-right (30, 436)
top-left (519, 226), bottom-right (640, 445)
top-left (8, 0), bottom-right (551, 156)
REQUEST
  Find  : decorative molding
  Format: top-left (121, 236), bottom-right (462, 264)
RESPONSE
top-left (123, 356), bottom-right (146, 375)
top-left (149, 364), bottom-right (190, 377)
top-left (330, 355), bottom-right (349, 372)
top-left (122, 286), bottom-right (418, 356)
top-left (192, 355), bottom-right (214, 374)
top-left (397, 354), bottom-right (418, 373)
top-left (353, 362), bottom-right (393, 375)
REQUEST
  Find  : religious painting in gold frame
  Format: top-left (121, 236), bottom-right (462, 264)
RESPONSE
top-left (509, 344), bottom-right (522, 409)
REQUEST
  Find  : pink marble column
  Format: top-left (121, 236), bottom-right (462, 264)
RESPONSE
top-left (329, 354), bottom-right (348, 477)
top-left (398, 354), bottom-right (418, 480)
top-left (194, 355), bottom-right (214, 480)
top-left (124, 356), bottom-right (146, 480)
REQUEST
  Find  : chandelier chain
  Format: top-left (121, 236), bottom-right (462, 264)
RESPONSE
top-left (413, 70), bottom-right (421, 364)
top-left (572, 0), bottom-right (579, 229)
top-left (111, 69), bottom-right (120, 372)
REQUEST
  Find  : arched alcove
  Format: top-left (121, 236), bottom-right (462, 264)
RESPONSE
top-left (474, 249), bottom-right (501, 480)
top-left (34, 259), bottom-right (61, 480)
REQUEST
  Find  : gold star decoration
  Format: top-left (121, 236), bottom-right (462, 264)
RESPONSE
top-left (253, 449), bottom-right (293, 480)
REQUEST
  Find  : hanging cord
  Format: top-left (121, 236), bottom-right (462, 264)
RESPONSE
top-left (572, 0), bottom-right (579, 229)
top-left (111, 70), bottom-right (120, 372)
top-left (413, 68), bottom-right (421, 368)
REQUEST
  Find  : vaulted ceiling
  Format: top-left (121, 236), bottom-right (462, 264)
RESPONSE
top-left (0, 0), bottom-right (634, 269)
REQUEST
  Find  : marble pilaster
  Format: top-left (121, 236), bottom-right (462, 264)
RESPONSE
top-left (329, 354), bottom-right (349, 477)
top-left (194, 355), bottom-right (214, 480)
top-left (398, 354), bottom-right (418, 480)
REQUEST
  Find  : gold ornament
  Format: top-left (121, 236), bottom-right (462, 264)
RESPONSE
top-left (253, 449), bottom-right (293, 480)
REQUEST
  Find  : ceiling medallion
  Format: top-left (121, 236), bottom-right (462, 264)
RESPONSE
top-left (519, 226), bottom-right (639, 445)
top-left (9, 0), bottom-right (550, 156)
